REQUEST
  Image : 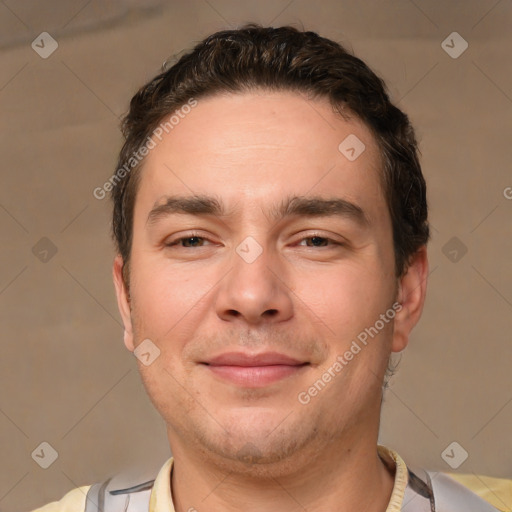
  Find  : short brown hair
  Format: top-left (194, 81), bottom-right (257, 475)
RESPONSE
top-left (111, 23), bottom-right (429, 286)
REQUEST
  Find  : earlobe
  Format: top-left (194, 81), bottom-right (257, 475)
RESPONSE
top-left (123, 328), bottom-right (134, 352)
top-left (112, 255), bottom-right (135, 352)
top-left (391, 246), bottom-right (429, 353)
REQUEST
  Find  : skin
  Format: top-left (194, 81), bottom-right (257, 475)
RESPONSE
top-left (113, 90), bottom-right (428, 511)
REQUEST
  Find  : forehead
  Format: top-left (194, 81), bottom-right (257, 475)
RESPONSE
top-left (134, 90), bottom-right (386, 224)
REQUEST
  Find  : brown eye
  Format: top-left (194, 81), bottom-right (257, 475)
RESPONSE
top-left (297, 235), bottom-right (342, 248)
top-left (304, 236), bottom-right (329, 247)
top-left (166, 233), bottom-right (213, 248)
top-left (180, 236), bottom-right (205, 247)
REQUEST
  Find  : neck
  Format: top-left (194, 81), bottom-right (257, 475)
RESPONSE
top-left (168, 428), bottom-right (395, 512)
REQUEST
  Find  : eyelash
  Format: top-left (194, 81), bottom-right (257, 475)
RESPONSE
top-left (165, 233), bottom-right (211, 248)
top-left (165, 232), bottom-right (344, 249)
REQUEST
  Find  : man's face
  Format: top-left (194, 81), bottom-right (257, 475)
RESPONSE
top-left (114, 90), bottom-right (423, 472)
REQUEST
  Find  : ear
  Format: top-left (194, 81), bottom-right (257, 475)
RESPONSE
top-left (392, 246), bottom-right (429, 353)
top-left (113, 254), bottom-right (135, 352)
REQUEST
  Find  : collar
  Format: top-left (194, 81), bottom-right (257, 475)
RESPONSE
top-left (148, 445), bottom-right (408, 512)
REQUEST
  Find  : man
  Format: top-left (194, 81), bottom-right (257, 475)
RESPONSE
top-left (33, 23), bottom-right (509, 511)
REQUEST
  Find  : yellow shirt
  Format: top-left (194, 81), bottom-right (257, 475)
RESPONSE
top-left (448, 472), bottom-right (512, 512)
top-left (32, 446), bottom-right (511, 511)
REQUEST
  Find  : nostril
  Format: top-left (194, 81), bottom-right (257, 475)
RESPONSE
top-left (222, 309), bottom-right (279, 320)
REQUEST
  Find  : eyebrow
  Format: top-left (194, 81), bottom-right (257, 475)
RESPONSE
top-left (147, 195), bottom-right (225, 226)
top-left (146, 194), bottom-right (370, 228)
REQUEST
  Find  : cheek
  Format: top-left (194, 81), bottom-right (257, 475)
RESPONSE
top-left (129, 255), bottom-right (219, 341)
top-left (295, 263), bottom-right (392, 335)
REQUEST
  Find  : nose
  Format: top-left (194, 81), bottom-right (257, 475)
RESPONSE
top-left (214, 240), bottom-right (294, 326)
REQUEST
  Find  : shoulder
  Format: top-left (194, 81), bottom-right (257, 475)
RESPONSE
top-left (29, 458), bottom-right (173, 512)
top-left (447, 473), bottom-right (512, 512)
top-left (30, 486), bottom-right (91, 512)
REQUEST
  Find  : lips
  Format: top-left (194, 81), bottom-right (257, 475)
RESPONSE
top-left (201, 352), bottom-right (309, 387)
top-left (205, 352), bottom-right (305, 367)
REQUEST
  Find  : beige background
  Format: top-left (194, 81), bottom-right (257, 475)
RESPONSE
top-left (1, 0), bottom-right (511, 510)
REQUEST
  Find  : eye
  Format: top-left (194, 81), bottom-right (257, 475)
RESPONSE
top-left (166, 233), bottom-right (213, 248)
top-left (296, 235), bottom-right (343, 248)
top-left (300, 236), bottom-right (329, 247)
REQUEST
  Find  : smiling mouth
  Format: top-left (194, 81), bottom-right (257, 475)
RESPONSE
top-left (201, 352), bottom-right (310, 387)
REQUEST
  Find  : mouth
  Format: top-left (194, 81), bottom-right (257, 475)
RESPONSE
top-left (200, 352), bottom-right (310, 387)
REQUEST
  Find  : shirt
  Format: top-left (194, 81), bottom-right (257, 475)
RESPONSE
top-left (31, 445), bottom-right (511, 511)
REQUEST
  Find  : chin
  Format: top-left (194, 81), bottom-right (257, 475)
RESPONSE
top-left (189, 412), bottom-right (318, 471)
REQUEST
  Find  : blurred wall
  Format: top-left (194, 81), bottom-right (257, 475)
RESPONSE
top-left (1, 1), bottom-right (511, 510)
